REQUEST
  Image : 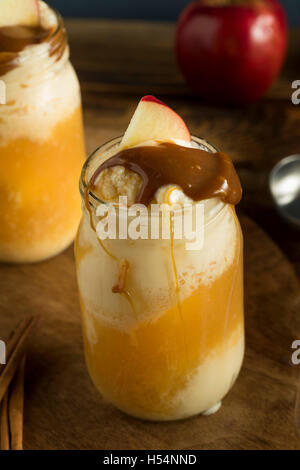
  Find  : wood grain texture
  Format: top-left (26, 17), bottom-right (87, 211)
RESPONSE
top-left (0, 215), bottom-right (299, 450)
top-left (0, 392), bottom-right (10, 450)
top-left (9, 356), bottom-right (26, 450)
top-left (0, 19), bottom-right (299, 450)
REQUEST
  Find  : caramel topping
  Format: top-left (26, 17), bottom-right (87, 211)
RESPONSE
top-left (0, 25), bottom-right (52, 53)
top-left (90, 142), bottom-right (242, 206)
top-left (112, 259), bottom-right (130, 294)
top-left (0, 24), bottom-right (66, 75)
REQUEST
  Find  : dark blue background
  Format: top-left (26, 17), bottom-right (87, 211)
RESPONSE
top-left (47, 1), bottom-right (300, 27)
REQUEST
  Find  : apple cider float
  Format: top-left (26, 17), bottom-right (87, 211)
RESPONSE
top-left (0, 0), bottom-right (85, 263)
top-left (75, 96), bottom-right (244, 421)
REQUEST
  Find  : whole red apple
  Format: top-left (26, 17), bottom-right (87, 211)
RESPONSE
top-left (175, 0), bottom-right (287, 104)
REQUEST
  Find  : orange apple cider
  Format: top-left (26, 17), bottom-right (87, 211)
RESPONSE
top-left (75, 136), bottom-right (244, 421)
top-left (0, 2), bottom-right (85, 263)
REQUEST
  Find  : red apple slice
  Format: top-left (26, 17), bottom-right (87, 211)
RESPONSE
top-left (0, 0), bottom-right (40, 27)
top-left (120, 95), bottom-right (191, 149)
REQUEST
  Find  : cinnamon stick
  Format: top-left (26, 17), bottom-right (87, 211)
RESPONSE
top-left (8, 357), bottom-right (26, 450)
top-left (0, 391), bottom-right (10, 450)
top-left (0, 316), bottom-right (37, 404)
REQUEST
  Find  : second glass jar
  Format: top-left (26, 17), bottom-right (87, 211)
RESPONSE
top-left (0, 2), bottom-right (85, 263)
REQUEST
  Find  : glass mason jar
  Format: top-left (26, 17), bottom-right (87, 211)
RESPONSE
top-left (75, 136), bottom-right (244, 421)
top-left (0, 2), bottom-right (85, 263)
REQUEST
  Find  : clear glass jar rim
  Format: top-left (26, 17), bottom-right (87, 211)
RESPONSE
top-left (43, 5), bottom-right (65, 42)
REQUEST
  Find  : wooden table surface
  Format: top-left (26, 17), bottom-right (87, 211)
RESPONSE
top-left (0, 214), bottom-right (299, 450)
top-left (0, 19), bottom-right (300, 450)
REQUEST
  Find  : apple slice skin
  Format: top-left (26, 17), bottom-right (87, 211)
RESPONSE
top-left (0, 0), bottom-right (40, 28)
top-left (36, 0), bottom-right (41, 21)
top-left (120, 95), bottom-right (191, 150)
top-left (141, 95), bottom-right (168, 106)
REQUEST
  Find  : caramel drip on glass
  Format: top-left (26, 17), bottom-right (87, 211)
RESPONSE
top-left (0, 24), bottom-right (66, 74)
top-left (84, 182), bottom-right (136, 318)
top-left (84, 182), bottom-right (117, 261)
top-left (169, 214), bottom-right (190, 371)
top-left (222, 208), bottom-right (242, 352)
top-left (112, 259), bottom-right (130, 294)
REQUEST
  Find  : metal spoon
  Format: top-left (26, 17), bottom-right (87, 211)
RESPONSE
top-left (269, 155), bottom-right (300, 229)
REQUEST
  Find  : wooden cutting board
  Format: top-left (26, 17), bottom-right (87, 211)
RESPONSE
top-left (0, 214), bottom-right (299, 450)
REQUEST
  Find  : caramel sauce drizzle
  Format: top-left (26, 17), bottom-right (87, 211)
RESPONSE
top-left (84, 182), bottom-right (117, 262)
top-left (90, 142), bottom-right (242, 206)
top-left (169, 213), bottom-right (190, 369)
top-left (112, 259), bottom-right (130, 294)
top-left (0, 24), bottom-right (67, 75)
top-left (84, 182), bottom-right (136, 318)
top-left (0, 25), bottom-right (51, 53)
